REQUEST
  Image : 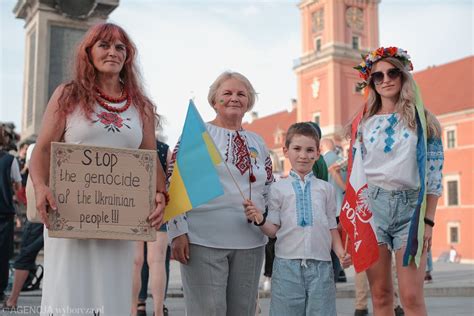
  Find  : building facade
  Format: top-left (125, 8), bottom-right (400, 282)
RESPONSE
top-left (415, 57), bottom-right (473, 262)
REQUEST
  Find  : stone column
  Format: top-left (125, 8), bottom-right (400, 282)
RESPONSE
top-left (13, 0), bottom-right (119, 140)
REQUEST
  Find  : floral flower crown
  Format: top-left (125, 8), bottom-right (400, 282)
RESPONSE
top-left (354, 46), bottom-right (413, 88)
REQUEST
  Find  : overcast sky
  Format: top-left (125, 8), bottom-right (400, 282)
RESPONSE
top-left (1, 0), bottom-right (472, 146)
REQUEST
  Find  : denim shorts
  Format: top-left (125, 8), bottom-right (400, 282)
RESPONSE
top-left (368, 185), bottom-right (420, 251)
top-left (270, 257), bottom-right (336, 316)
top-left (158, 222), bottom-right (167, 232)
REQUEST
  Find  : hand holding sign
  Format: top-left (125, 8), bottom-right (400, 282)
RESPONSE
top-left (149, 192), bottom-right (166, 229)
top-left (33, 182), bottom-right (57, 229)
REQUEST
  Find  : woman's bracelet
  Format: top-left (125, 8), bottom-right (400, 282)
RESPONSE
top-left (157, 191), bottom-right (170, 206)
top-left (254, 210), bottom-right (268, 227)
top-left (424, 217), bottom-right (435, 227)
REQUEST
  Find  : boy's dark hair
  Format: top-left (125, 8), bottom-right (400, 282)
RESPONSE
top-left (285, 122), bottom-right (320, 148)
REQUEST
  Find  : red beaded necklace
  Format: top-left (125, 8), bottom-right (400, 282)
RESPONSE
top-left (95, 86), bottom-right (132, 113)
top-left (95, 86), bottom-right (128, 103)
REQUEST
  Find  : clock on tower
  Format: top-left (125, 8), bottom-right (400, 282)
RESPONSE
top-left (345, 6), bottom-right (364, 31)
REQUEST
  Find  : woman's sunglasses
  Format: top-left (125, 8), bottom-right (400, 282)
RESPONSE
top-left (370, 68), bottom-right (402, 85)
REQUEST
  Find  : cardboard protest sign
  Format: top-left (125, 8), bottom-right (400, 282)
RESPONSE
top-left (48, 142), bottom-right (156, 241)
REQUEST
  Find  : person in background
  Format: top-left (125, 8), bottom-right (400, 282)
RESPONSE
top-left (320, 137), bottom-right (348, 284)
top-left (17, 143), bottom-right (29, 178)
top-left (132, 140), bottom-right (171, 316)
top-left (29, 23), bottom-right (166, 315)
top-left (262, 237), bottom-right (276, 292)
top-left (137, 245), bottom-right (171, 316)
top-left (424, 251), bottom-right (433, 283)
top-left (307, 122), bottom-right (328, 181)
top-left (169, 71), bottom-right (273, 316)
top-left (354, 272), bottom-right (370, 316)
top-left (15, 142), bottom-right (29, 208)
top-left (320, 138), bottom-right (347, 207)
top-left (3, 143), bottom-right (46, 311)
top-left (448, 245), bottom-right (460, 263)
top-left (0, 125), bottom-right (22, 304)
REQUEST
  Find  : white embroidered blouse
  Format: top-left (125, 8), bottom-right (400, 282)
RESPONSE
top-left (360, 113), bottom-right (444, 195)
top-left (167, 123), bottom-right (274, 249)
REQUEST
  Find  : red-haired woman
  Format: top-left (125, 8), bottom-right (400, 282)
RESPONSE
top-left (29, 23), bottom-right (166, 315)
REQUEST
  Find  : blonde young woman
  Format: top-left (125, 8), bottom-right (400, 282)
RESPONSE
top-left (351, 47), bottom-right (444, 316)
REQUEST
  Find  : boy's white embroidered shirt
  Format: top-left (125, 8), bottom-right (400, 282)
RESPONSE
top-left (267, 171), bottom-right (337, 261)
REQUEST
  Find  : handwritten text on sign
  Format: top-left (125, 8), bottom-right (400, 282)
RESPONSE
top-left (49, 143), bottom-right (156, 241)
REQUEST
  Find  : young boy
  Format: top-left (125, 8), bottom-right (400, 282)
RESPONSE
top-left (244, 122), bottom-right (351, 316)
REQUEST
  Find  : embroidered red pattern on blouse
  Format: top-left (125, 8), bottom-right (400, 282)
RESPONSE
top-left (232, 132), bottom-right (251, 175)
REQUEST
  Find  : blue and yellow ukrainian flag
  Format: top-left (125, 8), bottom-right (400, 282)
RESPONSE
top-left (164, 100), bottom-right (224, 222)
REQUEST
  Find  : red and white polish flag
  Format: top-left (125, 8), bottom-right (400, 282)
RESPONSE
top-left (340, 108), bottom-right (379, 273)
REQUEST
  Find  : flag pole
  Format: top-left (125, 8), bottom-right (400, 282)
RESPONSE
top-left (344, 232), bottom-right (349, 253)
top-left (221, 158), bottom-right (261, 224)
top-left (222, 161), bottom-right (246, 201)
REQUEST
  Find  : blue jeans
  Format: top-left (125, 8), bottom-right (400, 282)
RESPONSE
top-left (270, 257), bottom-right (336, 316)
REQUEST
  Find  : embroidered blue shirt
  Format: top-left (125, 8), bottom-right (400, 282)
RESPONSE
top-left (267, 170), bottom-right (337, 261)
top-left (360, 114), bottom-right (444, 195)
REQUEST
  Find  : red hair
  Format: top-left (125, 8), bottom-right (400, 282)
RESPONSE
top-left (58, 23), bottom-right (158, 124)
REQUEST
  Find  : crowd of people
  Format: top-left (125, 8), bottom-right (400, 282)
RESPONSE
top-left (0, 22), bottom-right (444, 316)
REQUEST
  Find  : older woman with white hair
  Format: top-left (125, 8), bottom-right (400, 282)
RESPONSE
top-left (169, 71), bottom-right (274, 316)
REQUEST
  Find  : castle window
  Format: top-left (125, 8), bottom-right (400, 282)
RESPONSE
top-left (312, 112), bottom-right (320, 125)
top-left (444, 174), bottom-right (460, 206)
top-left (352, 36), bottom-right (360, 50)
top-left (315, 37), bottom-right (322, 52)
top-left (445, 127), bottom-right (456, 149)
top-left (447, 180), bottom-right (459, 206)
top-left (448, 222), bottom-right (460, 244)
